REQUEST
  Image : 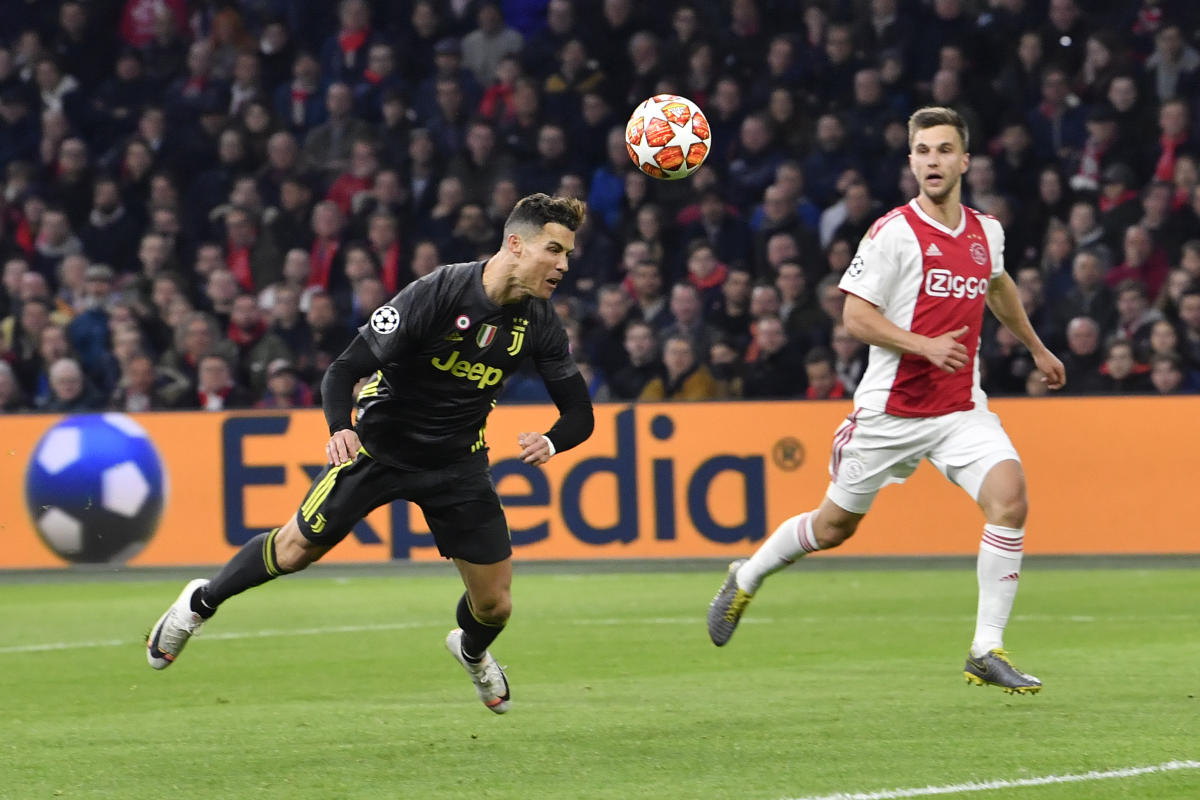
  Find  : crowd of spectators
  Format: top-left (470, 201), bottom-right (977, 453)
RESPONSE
top-left (2, 0), bottom-right (1200, 415)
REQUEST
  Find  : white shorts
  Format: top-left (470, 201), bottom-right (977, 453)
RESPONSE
top-left (825, 407), bottom-right (1020, 514)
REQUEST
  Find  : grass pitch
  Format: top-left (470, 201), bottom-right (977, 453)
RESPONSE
top-left (1, 564), bottom-right (1197, 800)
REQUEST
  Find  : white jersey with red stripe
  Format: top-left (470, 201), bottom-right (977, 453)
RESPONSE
top-left (838, 199), bottom-right (1005, 418)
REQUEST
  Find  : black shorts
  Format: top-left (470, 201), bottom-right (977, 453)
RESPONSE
top-left (294, 451), bottom-right (511, 564)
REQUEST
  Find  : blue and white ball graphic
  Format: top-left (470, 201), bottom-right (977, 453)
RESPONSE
top-left (25, 413), bottom-right (167, 563)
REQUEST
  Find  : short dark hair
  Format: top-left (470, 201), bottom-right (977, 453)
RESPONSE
top-left (1151, 352), bottom-right (1182, 370)
top-left (1115, 279), bottom-right (1147, 300)
top-left (503, 193), bottom-right (586, 237)
top-left (908, 105), bottom-right (969, 150)
top-left (805, 346), bottom-right (835, 367)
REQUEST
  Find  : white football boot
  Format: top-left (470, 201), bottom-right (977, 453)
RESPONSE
top-left (146, 579), bottom-right (209, 669)
top-left (445, 628), bottom-right (510, 714)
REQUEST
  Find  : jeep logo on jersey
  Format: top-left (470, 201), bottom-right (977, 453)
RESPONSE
top-left (924, 269), bottom-right (989, 299)
top-left (430, 350), bottom-right (504, 388)
top-left (370, 306), bottom-right (400, 334)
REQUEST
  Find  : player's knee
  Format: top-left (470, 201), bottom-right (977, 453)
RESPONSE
top-left (990, 496), bottom-right (1028, 528)
top-left (273, 522), bottom-right (327, 572)
top-left (815, 515), bottom-right (859, 549)
top-left (983, 489), bottom-right (1027, 528)
top-left (472, 593), bottom-right (512, 625)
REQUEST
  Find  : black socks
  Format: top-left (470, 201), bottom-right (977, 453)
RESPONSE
top-left (456, 592), bottom-right (505, 662)
top-left (192, 529), bottom-right (288, 618)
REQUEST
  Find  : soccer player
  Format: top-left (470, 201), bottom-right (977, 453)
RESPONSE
top-left (707, 108), bottom-right (1066, 695)
top-left (147, 194), bottom-right (594, 714)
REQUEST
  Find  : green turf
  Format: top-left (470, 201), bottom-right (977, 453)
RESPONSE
top-left (1, 566), bottom-right (1197, 800)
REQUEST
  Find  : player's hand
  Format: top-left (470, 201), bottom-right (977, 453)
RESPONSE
top-left (1032, 347), bottom-right (1066, 390)
top-left (326, 428), bottom-right (361, 465)
top-left (517, 432), bottom-right (552, 466)
top-left (922, 326), bottom-right (970, 373)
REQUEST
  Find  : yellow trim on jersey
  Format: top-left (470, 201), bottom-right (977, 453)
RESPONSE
top-left (357, 371), bottom-right (383, 401)
top-left (300, 459), bottom-right (353, 522)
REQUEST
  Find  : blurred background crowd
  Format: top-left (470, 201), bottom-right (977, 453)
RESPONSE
top-left (1, 0), bottom-right (1199, 413)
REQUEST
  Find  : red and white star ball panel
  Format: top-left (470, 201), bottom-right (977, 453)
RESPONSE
top-left (625, 94), bottom-right (711, 180)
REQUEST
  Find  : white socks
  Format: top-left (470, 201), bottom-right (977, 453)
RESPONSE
top-left (971, 524), bottom-right (1025, 657)
top-left (735, 512), bottom-right (819, 594)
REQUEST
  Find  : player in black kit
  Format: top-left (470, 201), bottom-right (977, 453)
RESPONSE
top-left (146, 194), bottom-right (594, 713)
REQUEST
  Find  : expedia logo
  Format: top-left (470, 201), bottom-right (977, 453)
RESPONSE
top-left (924, 269), bottom-right (989, 299)
top-left (431, 350), bottom-right (504, 389)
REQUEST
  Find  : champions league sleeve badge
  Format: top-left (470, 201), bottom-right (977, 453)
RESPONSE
top-left (370, 305), bottom-right (400, 334)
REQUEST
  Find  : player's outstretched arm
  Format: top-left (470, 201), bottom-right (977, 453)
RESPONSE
top-left (985, 272), bottom-right (1066, 390)
top-left (843, 293), bottom-right (969, 373)
top-left (518, 372), bottom-right (594, 466)
top-left (321, 335), bottom-right (385, 464)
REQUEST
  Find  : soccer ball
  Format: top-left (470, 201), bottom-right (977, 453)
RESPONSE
top-left (24, 413), bottom-right (167, 564)
top-left (625, 94), bottom-right (712, 180)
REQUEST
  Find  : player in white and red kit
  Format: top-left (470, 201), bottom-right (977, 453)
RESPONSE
top-left (707, 107), bottom-right (1066, 694)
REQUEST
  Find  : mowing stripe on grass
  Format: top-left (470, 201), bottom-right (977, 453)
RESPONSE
top-left (0, 616), bottom-right (773, 655)
top-left (783, 759), bottom-right (1200, 800)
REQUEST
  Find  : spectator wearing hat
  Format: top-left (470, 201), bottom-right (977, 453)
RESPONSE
top-left (415, 37), bottom-right (482, 122)
top-left (1098, 163), bottom-right (1144, 251)
top-left (1069, 103), bottom-right (1143, 193)
top-left (255, 357), bottom-right (314, 408)
top-left (65, 263), bottom-right (117, 381)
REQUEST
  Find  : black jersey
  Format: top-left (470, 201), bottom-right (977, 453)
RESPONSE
top-left (355, 260), bottom-right (578, 469)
